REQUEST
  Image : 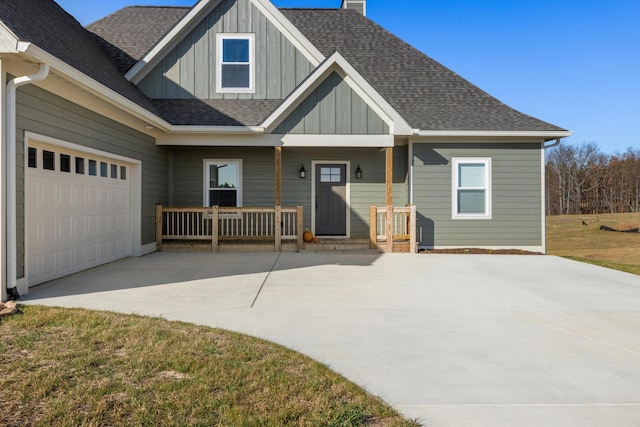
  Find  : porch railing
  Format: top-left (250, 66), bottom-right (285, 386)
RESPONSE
top-left (369, 205), bottom-right (417, 253)
top-left (156, 205), bottom-right (303, 252)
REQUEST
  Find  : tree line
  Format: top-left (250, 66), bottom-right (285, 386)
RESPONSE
top-left (545, 142), bottom-right (640, 215)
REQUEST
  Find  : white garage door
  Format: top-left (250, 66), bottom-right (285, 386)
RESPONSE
top-left (26, 142), bottom-right (132, 287)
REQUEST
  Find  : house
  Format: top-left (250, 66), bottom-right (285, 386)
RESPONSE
top-left (0, 0), bottom-right (571, 299)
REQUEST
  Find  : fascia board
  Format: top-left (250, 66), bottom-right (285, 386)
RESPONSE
top-left (0, 23), bottom-right (19, 52)
top-left (21, 43), bottom-right (171, 131)
top-left (412, 130), bottom-right (574, 139)
top-left (169, 125), bottom-right (265, 133)
top-left (262, 52), bottom-right (413, 135)
top-left (125, 0), bottom-right (222, 84)
top-left (249, 0), bottom-right (324, 66)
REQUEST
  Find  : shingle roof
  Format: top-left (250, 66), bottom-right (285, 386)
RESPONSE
top-left (0, 0), bottom-right (158, 116)
top-left (151, 99), bottom-right (281, 126)
top-left (281, 8), bottom-right (565, 132)
top-left (87, 6), bottom-right (190, 73)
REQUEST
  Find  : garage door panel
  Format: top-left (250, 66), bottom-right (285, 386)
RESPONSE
top-left (27, 143), bottom-right (132, 287)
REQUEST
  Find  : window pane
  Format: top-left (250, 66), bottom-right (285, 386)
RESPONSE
top-left (223, 39), bottom-right (249, 62)
top-left (209, 163), bottom-right (237, 188)
top-left (120, 166), bottom-right (127, 180)
top-left (43, 150), bottom-right (55, 170)
top-left (458, 190), bottom-right (486, 214)
top-left (89, 160), bottom-right (97, 176)
top-left (221, 64), bottom-right (250, 88)
top-left (111, 164), bottom-right (118, 179)
top-left (100, 161), bottom-right (108, 177)
top-left (60, 154), bottom-right (71, 173)
top-left (28, 147), bottom-right (37, 168)
top-left (459, 163), bottom-right (485, 187)
top-left (76, 157), bottom-right (85, 174)
top-left (209, 190), bottom-right (237, 207)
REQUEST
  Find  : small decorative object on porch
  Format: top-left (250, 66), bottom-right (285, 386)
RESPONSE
top-left (299, 164), bottom-right (306, 178)
top-left (303, 229), bottom-right (314, 242)
top-left (312, 237), bottom-right (319, 243)
top-left (355, 165), bottom-right (363, 179)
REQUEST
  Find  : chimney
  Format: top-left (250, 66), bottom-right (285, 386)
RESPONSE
top-left (341, 0), bottom-right (366, 16)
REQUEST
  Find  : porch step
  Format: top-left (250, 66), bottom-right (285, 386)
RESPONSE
top-left (299, 238), bottom-right (379, 253)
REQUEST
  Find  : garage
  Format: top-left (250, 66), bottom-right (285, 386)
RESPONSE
top-left (26, 140), bottom-right (133, 287)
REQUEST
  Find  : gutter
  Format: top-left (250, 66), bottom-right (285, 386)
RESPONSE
top-left (412, 129), bottom-right (574, 139)
top-left (5, 63), bottom-right (50, 299)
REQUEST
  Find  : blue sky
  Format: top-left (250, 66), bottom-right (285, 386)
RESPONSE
top-left (56, 0), bottom-right (640, 154)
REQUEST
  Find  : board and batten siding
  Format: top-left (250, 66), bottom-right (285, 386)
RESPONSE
top-left (412, 142), bottom-right (543, 248)
top-left (170, 146), bottom-right (408, 238)
top-left (273, 72), bottom-right (389, 135)
top-left (138, 0), bottom-right (314, 100)
top-left (15, 85), bottom-right (168, 278)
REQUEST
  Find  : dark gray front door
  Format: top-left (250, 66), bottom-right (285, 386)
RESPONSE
top-left (315, 164), bottom-right (347, 236)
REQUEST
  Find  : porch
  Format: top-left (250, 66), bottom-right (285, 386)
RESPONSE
top-left (155, 205), bottom-right (417, 253)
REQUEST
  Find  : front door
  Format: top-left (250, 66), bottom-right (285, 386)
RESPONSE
top-left (315, 164), bottom-right (347, 236)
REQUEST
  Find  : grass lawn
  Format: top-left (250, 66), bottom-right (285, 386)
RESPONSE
top-left (546, 212), bottom-right (640, 275)
top-left (0, 306), bottom-right (418, 427)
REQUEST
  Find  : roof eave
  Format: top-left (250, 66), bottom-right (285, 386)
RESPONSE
top-left (412, 129), bottom-right (573, 141)
top-left (20, 42), bottom-right (172, 132)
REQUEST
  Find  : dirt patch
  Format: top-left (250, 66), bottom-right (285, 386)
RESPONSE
top-left (421, 248), bottom-right (543, 255)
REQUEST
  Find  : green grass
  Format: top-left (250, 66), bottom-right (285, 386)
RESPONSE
top-left (547, 212), bottom-right (640, 275)
top-left (0, 306), bottom-right (419, 427)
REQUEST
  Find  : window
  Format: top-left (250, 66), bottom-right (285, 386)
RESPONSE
top-left (89, 160), bottom-right (97, 176)
top-left (28, 147), bottom-right (37, 168)
top-left (120, 166), bottom-right (127, 180)
top-left (111, 164), bottom-right (118, 179)
top-left (60, 154), bottom-right (71, 173)
top-left (100, 162), bottom-right (108, 177)
top-left (217, 34), bottom-right (254, 93)
top-left (43, 150), bottom-right (55, 170)
top-left (76, 157), bottom-right (85, 174)
top-left (204, 160), bottom-right (242, 207)
top-left (452, 158), bottom-right (491, 219)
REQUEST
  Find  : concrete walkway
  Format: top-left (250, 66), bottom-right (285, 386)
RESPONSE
top-left (24, 252), bottom-right (640, 426)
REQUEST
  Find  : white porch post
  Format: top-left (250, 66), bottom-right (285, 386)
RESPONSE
top-left (0, 59), bottom-right (6, 302)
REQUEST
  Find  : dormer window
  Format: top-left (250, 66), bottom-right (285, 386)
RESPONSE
top-left (217, 34), bottom-right (255, 93)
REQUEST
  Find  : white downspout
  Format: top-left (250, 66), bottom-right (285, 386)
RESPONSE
top-left (6, 63), bottom-right (49, 297)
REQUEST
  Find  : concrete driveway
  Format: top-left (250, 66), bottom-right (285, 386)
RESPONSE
top-left (24, 252), bottom-right (640, 426)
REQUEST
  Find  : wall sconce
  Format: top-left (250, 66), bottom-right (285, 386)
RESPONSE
top-left (355, 164), bottom-right (363, 179)
top-left (299, 164), bottom-right (306, 178)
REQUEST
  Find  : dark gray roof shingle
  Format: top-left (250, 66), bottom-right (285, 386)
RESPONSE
top-left (281, 8), bottom-right (565, 132)
top-left (87, 6), bottom-right (190, 73)
top-left (0, 0), bottom-right (158, 116)
top-left (151, 99), bottom-right (281, 126)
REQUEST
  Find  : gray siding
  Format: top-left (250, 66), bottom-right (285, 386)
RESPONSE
top-left (139, 0), bottom-right (314, 100)
top-left (15, 85), bottom-right (168, 277)
top-left (412, 143), bottom-right (543, 248)
top-left (170, 146), bottom-right (408, 238)
top-left (273, 72), bottom-right (390, 135)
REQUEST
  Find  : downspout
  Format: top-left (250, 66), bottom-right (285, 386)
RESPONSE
top-left (6, 63), bottom-right (50, 299)
top-left (544, 138), bottom-right (561, 149)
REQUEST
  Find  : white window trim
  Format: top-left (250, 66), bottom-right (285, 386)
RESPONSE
top-left (452, 157), bottom-right (492, 220)
top-left (203, 159), bottom-right (243, 207)
top-left (216, 33), bottom-right (255, 94)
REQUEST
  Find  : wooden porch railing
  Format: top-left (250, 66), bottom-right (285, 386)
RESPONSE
top-left (156, 205), bottom-right (304, 252)
top-left (369, 205), bottom-right (417, 253)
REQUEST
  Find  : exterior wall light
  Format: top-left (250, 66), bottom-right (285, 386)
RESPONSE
top-left (355, 164), bottom-right (363, 179)
top-left (299, 164), bottom-right (306, 178)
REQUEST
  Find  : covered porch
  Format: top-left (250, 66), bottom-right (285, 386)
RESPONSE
top-left (156, 146), bottom-right (417, 253)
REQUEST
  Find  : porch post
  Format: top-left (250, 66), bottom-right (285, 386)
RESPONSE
top-left (155, 205), bottom-right (163, 251)
top-left (369, 205), bottom-right (377, 250)
top-left (386, 147), bottom-right (393, 252)
top-left (296, 206), bottom-right (304, 251)
top-left (274, 146), bottom-right (282, 207)
top-left (211, 206), bottom-right (219, 252)
top-left (386, 147), bottom-right (393, 206)
top-left (275, 205), bottom-right (282, 252)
